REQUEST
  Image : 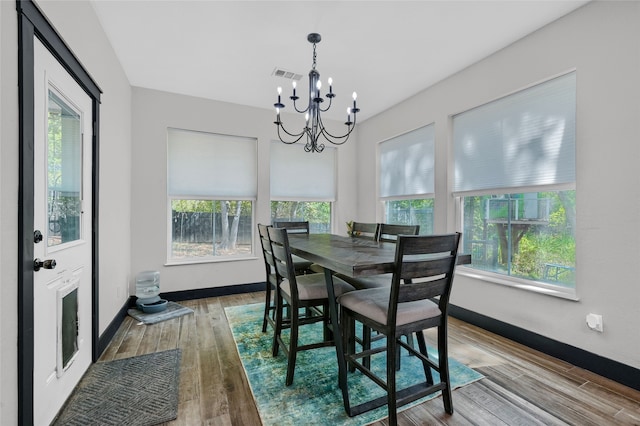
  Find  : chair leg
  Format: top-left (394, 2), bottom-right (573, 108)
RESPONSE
top-left (415, 330), bottom-right (434, 385)
top-left (438, 325), bottom-right (453, 414)
top-left (362, 325), bottom-right (371, 370)
top-left (262, 283), bottom-right (272, 333)
top-left (272, 292), bottom-right (284, 357)
top-left (386, 332), bottom-right (398, 426)
top-left (285, 309), bottom-right (299, 386)
top-left (342, 308), bottom-right (357, 373)
top-left (322, 302), bottom-right (333, 342)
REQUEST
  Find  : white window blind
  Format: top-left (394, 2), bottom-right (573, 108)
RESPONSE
top-left (379, 124), bottom-right (435, 199)
top-left (167, 128), bottom-right (257, 198)
top-left (453, 72), bottom-right (576, 194)
top-left (270, 142), bottom-right (336, 201)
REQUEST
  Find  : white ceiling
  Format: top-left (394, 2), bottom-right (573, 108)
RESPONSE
top-left (90, 0), bottom-right (589, 121)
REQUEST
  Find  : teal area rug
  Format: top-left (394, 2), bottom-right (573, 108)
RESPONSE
top-left (225, 303), bottom-right (483, 425)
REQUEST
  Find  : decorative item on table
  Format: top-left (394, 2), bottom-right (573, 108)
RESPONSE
top-left (135, 270), bottom-right (168, 313)
top-left (346, 221), bottom-right (360, 237)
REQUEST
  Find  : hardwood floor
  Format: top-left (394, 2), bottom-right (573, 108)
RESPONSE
top-left (101, 292), bottom-right (640, 425)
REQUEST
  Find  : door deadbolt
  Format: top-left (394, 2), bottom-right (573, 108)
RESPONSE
top-left (34, 258), bottom-right (56, 271)
top-left (34, 230), bottom-right (43, 244)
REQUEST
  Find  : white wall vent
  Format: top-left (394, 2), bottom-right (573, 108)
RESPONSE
top-left (272, 67), bottom-right (303, 81)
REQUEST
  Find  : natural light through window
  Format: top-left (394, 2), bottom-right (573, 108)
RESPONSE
top-left (453, 72), bottom-right (576, 292)
top-left (167, 129), bottom-right (256, 262)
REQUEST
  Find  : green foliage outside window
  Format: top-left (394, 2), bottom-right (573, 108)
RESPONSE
top-left (270, 201), bottom-right (331, 233)
top-left (463, 190), bottom-right (575, 287)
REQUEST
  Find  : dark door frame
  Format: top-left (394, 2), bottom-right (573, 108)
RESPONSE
top-left (16, 1), bottom-right (101, 424)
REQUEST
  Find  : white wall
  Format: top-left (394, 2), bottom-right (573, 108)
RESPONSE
top-left (0, 1), bottom-right (132, 423)
top-left (0, 2), bottom-right (17, 423)
top-left (357, 1), bottom-right (640, 369)
top-left (130, 87), bottom-right (358, 294)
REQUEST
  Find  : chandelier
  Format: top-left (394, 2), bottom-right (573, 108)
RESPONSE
top-left (273, 33), bottom-right (359, 153)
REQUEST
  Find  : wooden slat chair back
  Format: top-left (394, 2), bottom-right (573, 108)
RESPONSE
top-left (378, 223), bottom-right (420, 242)
top-left (350, 222), bottom-right (380, 240)
top-left (267, 226), bottom-right (355, 386)
top-left (338, 233), bottom-right (461, 425)
top-left (272, 220), bottom-right (314, 273)
top-left (273, 220), bottom-right (310, 234)
top-left (257, 223), bottom-right (280, 333)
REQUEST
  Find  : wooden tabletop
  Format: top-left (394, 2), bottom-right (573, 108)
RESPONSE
top-left (288, 234), bottom-right (397, 278)
top-left (288, 233), bottom-right (471, 278)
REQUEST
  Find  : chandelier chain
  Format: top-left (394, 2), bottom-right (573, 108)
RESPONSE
top-left (312, 42), bottom-right (317, 70)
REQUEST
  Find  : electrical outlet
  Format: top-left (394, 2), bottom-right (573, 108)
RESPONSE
top-left (586, 313), bottom-right (603, 332)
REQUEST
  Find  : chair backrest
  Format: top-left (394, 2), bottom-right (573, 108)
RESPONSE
top-left (388, 233), bottom-right (461, 325)
top-left (267, 226), bottom-right (299, 298)
top-left (257, 224), bottom-right (278, 287)
top-left (351, 222), bottom-right (380, 240)
top-left (273, 220), bottom-right (310, 235)
top-left (378, 223), bottom-right (420, 242)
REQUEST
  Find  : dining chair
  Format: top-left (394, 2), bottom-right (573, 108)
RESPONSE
top-left (258, 223), bottom-right (280, 333)
top-left (336, 223), bottom-right (421, 368)
top-left (350, 222), bottom-right (380, 240)
top-left (338, 233), bottom-right (461, 425)
top-left (273, 220), bottom-right (314, 274)
top-left (268, 226), bottom-right (355, 386)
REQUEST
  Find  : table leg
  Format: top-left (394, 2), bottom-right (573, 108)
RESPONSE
top-left (323, 268), bottom-right (352, 412)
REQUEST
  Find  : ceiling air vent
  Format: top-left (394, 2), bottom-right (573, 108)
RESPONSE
top-left (272, 67), bottom-right (303, 81)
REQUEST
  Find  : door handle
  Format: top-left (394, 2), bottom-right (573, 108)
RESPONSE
top-left (34, 258), bottom-right (56, 271)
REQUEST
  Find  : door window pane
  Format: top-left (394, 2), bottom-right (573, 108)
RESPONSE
top-left (47, 90), bottom-right (82, 247)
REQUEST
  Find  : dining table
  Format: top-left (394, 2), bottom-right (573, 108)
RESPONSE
top-left (287, 233), bottom-right (470, 416)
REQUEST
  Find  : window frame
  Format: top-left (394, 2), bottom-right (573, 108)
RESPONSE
top-left (166, 128), bottom-right (257, 264)
top-left (270, 142), bottom-right (336, 233)
top-left (377, 124), bottom-right (435, 233)
top-left (452, 72), bottom-right (578, 299)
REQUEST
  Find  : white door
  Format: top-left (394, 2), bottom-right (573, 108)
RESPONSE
top-left (32, 38), bottom-right (93, 426)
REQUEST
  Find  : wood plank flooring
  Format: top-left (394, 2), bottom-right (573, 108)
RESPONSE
top-left (101, 292), bottom-right (640, 425)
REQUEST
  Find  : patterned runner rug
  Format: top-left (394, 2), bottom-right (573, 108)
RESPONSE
top-left (52, 349), bottom-right (181, 426)
top-left (225, 303), bottom-right (484, 425)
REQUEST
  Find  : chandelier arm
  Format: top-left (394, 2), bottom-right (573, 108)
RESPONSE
top-left (314, 113), bottom-right (356, 145)
top-left (318, 96), bottom-right (332, 113)
top-left (291, 97), bottom-right (310, 114)
top-left (276, 123), bottom-right (307, 144)
top-left (320, 127), bottom-right (352, 145)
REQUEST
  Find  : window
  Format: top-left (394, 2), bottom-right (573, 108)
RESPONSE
top-left (453, 72), bottom-right (576, 290)
top-left (270, 142), bottom-right (335, 233)
top-left (167, 128), bottom-right (256, 261)
top-left (379, 124), bottom-right (435, 234)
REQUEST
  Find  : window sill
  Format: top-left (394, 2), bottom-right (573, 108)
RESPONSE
top-left (456, 266), bottom-right (579, 301)
top-left (165, 255), bottom-right (259, 267)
